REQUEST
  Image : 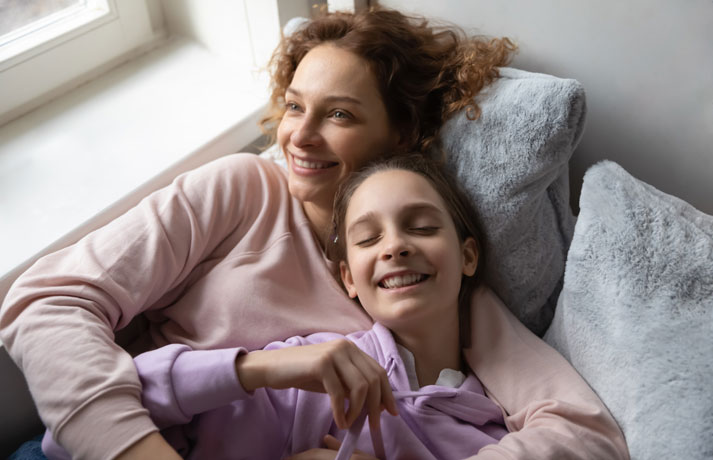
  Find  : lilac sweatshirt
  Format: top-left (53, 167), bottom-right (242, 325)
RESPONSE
top-left (44, 323), bottom-right (508, 459)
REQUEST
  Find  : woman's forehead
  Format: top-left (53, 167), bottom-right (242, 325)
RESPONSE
top-left (290, 44), bottom-right (382, 105)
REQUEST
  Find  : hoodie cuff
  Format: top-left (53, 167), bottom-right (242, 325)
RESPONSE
top-left (171, 347), bottom-right (250, 417)
top-left (55, 390), bottom-right (157, 460)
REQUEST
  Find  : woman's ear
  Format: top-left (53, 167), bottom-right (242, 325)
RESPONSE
top-left (461, 237), bottom-right (478, 277)
top-left (340, 261), bottom-right (359, 298)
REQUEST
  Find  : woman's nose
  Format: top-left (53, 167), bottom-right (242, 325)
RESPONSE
top-left (290, 115), bottom-right (323, 148)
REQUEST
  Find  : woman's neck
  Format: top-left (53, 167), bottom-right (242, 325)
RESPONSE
top-left (302, 201), bottom-right (332, 249)
top-left (392, 309), bottom-right (462, 387)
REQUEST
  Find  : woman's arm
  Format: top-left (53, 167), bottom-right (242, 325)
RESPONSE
top-left (462, 285), bottom-right (629, 460)
top-left (0, 154), bottom-right (268, 459)
top-left (114, 433), bottom-right (182, 460)
top-left (42, 343), bottom-right (245, 460)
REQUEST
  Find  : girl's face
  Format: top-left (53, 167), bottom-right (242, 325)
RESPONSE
top-left (277, 44), bottom-right (401, 209)
top-left (339, 170), bottom-right (478, 334)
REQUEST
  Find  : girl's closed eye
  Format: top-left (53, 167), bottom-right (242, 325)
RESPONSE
top-left (355, 234), bottom-right (380, 246)
top-left (410, 226), bottom-right (440, 235)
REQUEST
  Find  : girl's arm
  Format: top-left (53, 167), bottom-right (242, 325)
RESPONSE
top-left (0, 154), bottom-right (270, 460)
top-left (463, 286), bottom-right (629, 460)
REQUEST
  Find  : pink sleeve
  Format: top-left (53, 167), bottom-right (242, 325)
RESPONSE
top-left (463, 286), bottom-right (630, 460)
top-left (0, 154), bottom-right (269, 460)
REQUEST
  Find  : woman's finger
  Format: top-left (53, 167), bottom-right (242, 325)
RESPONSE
top-left (323, 435), bottom-right (379, 459)
top-left (323, 434), bottom-right (342, 451)
top-left (284, 447), bottom-right (338, 460)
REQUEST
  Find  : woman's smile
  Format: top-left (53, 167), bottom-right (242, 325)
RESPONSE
top-left (289, 152), bottom-right (339, 176)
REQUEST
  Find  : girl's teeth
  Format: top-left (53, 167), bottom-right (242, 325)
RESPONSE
top-left (382, 274), bottom-right (426, 289)
top-left (294, 157), bottom-right (332, 169)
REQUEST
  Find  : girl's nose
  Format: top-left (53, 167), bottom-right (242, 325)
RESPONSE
top-left (380, 233), bottom-right (411, 260)
top-left (290, 116), bottom-right (323, 148)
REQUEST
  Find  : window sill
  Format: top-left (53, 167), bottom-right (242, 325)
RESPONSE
top-left (0, 37), bottom-right (269, 303)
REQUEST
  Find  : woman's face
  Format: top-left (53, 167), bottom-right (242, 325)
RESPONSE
top-left (277, 44), bottom-right (401, 209)
top-left (339, 170), bottom-right (477, 334)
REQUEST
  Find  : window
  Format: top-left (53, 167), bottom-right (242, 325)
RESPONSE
top-left (0, 0), bottom-right (157, 125)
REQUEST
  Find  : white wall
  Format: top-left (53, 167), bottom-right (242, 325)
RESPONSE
top-left (380, 0), bottom-right (713, 215)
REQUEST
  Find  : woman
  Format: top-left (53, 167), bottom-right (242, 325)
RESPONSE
top-left (0, 7), bottom-right (627, 460)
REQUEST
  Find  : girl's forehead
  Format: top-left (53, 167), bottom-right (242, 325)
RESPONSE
top-left (346, 170), bottom-right (446, 221)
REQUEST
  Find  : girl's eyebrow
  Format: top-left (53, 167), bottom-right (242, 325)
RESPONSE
top-left (286, 87), bottom-right (362, 105)
top-left (346, 202), bottom-right (444, 237)
top-left (346, 211), bottom-right (378, 238)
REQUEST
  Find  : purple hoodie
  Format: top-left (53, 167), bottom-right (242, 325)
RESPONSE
top-left (44, 323), bottom-right (507, 459)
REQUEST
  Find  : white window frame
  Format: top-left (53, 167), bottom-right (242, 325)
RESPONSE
top-left (0, 0), bottom-right (156, 125)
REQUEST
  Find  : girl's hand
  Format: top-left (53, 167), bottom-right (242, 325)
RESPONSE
top-left (284, 434), bottom-right (379, 460)
top-left (236, 339), bottom-right (398, 431)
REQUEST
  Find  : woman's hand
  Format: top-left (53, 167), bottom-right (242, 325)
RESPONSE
top-left (285, 435), bottom-right (379, 460)
top-left (114, 432), bottom-right (182, 460)
top-left (236, 339), bottom-right (398, 432)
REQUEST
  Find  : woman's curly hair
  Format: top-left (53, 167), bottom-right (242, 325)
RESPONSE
top-left (260, 6), bottom-right (516, 153)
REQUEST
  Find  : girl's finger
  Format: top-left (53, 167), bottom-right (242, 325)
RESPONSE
top-left (357, 351), bottom-right (398, 417)
top-left (350, 353), bottom-right (383, 437)
top-left (335, 357), bottom-right (369, 427)
top-left (321, 364), bottom-right (348, 429)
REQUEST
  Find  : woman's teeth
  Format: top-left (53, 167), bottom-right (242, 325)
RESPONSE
top-left (380, 273), bottom-right (427, 289)
top-left (294, 157), bottom-right (334, 169)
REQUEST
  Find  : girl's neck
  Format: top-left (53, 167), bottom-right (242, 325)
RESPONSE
top-left (392, 310), bottom-right (462, 387)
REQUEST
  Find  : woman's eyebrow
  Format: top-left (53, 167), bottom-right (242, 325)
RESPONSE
top-left (286, 87), bottom-right (362, 105)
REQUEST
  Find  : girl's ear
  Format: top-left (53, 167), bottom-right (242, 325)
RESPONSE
top-left (461, 237), bottom-right (478, 277)
top-left (340, 261), bottom-right (359, 298)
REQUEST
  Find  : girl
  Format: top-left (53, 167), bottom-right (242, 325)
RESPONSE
top-left (1, 7), bottom-right (626, 460)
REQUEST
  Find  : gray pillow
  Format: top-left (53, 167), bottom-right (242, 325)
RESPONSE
top-left (441, 67), bottom-right (584, 335)
top-left (544, 160), bottom-right (713, 460)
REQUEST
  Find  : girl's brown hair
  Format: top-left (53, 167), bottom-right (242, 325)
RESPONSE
top-left (329, 153), bottom-right (485, 347)
top-left (261, 6), bottom-right (516, 153)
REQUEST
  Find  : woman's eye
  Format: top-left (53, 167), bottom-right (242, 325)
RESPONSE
top-left (331, 110), bottom-right (351, 120)
top-left (286, 102), bottom-right (301, 112)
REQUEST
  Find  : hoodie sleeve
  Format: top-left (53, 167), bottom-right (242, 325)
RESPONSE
top-left (41, 343), bottom-right (266, 459)
top-left (134, 344), bottom-right (249, 429)
top-left (462, 286), bottom-right (630, 460)
top-left (0, 154), bottom-right (273, 460)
